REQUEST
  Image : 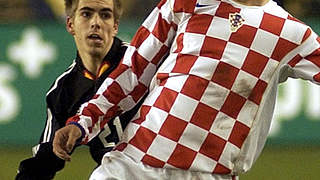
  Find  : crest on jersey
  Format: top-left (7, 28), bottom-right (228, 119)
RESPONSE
top-left (229, 12), bottom-right (245, 32)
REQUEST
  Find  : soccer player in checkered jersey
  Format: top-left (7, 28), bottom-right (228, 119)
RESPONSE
top-left (53, 0), bottom-right (320, 179)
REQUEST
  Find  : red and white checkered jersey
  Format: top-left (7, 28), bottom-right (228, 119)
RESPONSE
top-left (68, 0), bottom-right (320, 175)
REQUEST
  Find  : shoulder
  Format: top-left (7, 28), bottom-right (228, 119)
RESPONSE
top-left (114, 37), bottom-right (128, 51)
top-left (46, 60), bottom-right (78, 97)
top-left (262, 2), bottom-right (311, 44)
top-left (120, 39), bottom-right (129, 54)
top-left (110, 37), bottom-right (128, 60)
top-left (121, 41), bottom-right (130, 48)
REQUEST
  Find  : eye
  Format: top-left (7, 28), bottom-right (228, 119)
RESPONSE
top-left (81, 11), bottom-right (91, 18)
top-left (100, 12), bottom-right (112, 19)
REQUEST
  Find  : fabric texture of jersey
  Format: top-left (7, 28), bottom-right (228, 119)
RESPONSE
top-left (68, 0), bottom-right (320, 175)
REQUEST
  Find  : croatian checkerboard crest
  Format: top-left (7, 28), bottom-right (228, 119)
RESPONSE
top-left (229, 12), bottom-right (245, 32)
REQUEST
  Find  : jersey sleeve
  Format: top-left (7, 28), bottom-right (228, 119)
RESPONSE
top-left (18, 99), bottom-right (66, 179)
top-left (67, 0), bottom-right (178, 143)
top-left (33, 62), bottom-right (77, 156)
top-left (287, 28), bottom-right (320, 84)
top-left (16, 142), bottom-right (65, 179)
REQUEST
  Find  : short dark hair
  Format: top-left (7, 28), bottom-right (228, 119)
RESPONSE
top-left (64, 0), bottom-right (123, 22)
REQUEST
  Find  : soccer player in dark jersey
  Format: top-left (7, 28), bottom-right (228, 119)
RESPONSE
top-left (15, 0), bottom-right (143, 179)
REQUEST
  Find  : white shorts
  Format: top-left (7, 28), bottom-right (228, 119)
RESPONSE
top-left (89, 151), bottom-right (239, 180)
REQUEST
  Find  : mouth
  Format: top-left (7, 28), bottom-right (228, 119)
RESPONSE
top-left (88, 34), bottom-right (103, 42)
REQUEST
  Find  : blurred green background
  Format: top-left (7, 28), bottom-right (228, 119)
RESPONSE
top-left (1, 0), bottom-right (320, 179)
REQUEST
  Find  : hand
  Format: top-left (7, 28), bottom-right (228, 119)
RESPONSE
top-left (53, 124), bottom-right (82, 161)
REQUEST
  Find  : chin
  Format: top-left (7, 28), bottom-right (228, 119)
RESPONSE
top-left (89, 46), bottom-right (104, 54)
top-left (90, 51), bottom-right (104, 58)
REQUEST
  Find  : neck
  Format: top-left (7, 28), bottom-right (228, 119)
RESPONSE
top-left (79, 52), bottom-right (104, 75)
top-left (232, 0), bottom-right (270, 6)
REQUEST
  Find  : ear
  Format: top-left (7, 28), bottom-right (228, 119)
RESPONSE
top-left (112, 22), bottom-right (119, 37)
top-left (66, 16), bottom-right (75, 35)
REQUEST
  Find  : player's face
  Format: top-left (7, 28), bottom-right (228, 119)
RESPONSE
top-left (67, 0), bottom-right (118, 58)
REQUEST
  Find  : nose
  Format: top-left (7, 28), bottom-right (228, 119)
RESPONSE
top-left (90, 14), bottom-right (101, 29)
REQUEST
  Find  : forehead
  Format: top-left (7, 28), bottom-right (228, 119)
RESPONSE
top-left (77, 0), bottom-right (114, 10)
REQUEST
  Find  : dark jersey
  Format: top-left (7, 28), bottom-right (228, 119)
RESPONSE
top-left (16, 37), bottom-right (143, 179)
